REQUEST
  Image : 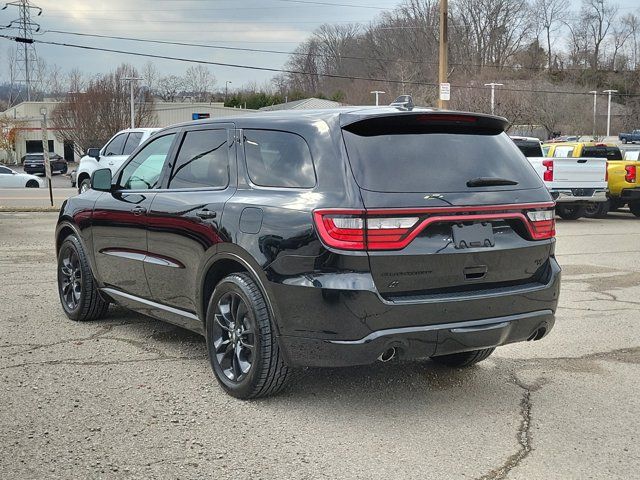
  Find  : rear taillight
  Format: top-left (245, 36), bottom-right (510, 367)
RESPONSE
top-left (314, 210), bottom-right (419, 251)
top-left (526, 210), bottom-right (556, 240)
top-left (605, 161), bottom-right (609, 182)
top-left (625, 165), bottom-right (636, 183)
top-left (542, 160), bottom-right (554, 182)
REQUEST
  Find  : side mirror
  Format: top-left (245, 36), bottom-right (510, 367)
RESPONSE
top-left (91, 168), bottom-right (112, 192)
top-left (87, 148), bottom-right (101, 160)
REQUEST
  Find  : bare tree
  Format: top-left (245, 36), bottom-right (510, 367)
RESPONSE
top-left (534, 0), bottom-right (569, 69)
top-left (580, 0), bottom-right (618, 69)
top-left (610, 17), bottom-right (634, 69)
top-left (141, 61), bottom-right (159, 95)
top-left (184, 65), bottom-right (216, 102)
top-left (157, 75), bottom-right (184, 102)
top-left (51, 64), bottom-right (157, 156)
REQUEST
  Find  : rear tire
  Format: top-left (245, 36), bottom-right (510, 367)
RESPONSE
top-left (431, 348), bottom-right (495, 368)
top-left (584, 201), bottom-right (609, 218)
top-left (629, 201), bottom-right (640, 217)
top-left (79, 178), bottom-right (91, 194)
top-left (25, 180), bottom-right (39, 188)
top-left (556, 205), bottom-right (586, 220)
top-left (60, 164), bottom-right (68, 174)
top-left (205, 273), bottom-right (290, 399)
top-left (57, 235), bottom-right (109, 321)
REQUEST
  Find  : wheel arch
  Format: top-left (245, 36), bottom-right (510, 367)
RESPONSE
top-left (77, 171), bottom-right (91, 190)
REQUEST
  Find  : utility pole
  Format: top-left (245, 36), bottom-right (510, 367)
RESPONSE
top-left (603, 89), bottom-right (618, 138)
top-left (3, 0), bottom-right (42, 104)
top-left (40, 107), bottom-right (53, 207)
top-left (589, 90), bottom-right (597, 139)
top-left (225, 81), bottom-right (232, 104)
top-left (484, 83), bottom-right (504, 115)
top-left (124, 77), bottom-right (142, 129)
top-left (370, 90), bottom-right (385, 106)
top-left (438, 0), bottom-right (448, 109)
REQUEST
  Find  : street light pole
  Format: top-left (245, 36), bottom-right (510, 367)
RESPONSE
top-left (589, 90), bottom-right (597, 139)
top-left (603, 89), bottom-right (618, 138)
top-left (370, 90), bottom-right (385, 106)
top-left (225, 81), bottom-right (232, 104)
top-left (484, 83), bottom-right (504, 115)
top-left (124, 77), bottom-right (142, 129)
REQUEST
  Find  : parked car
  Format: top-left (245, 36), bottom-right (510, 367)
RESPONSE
top-left (544, 142), bottom-right (640, 217)
top-left (75, 128), bottom-right (160, 193)
top-left (21, 153), bottom-right (67, 175)
top-left (56, 107), bottom-right (560, 399)
top-left (513, 136), bottom-right (607, 220)
top-left (619, 129), bottom-right (640, 144)
top-left (0, 165), bottom-right (44, 188)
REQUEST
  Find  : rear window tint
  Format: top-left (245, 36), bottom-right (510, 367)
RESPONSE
top-left (513, 140), bottom-right (543, 157)
top-left (581, 146), bottom-right (622, 160)
top-left (244, 130), bottom-right (316, 188)
top-left (342, 124), bottom-right (541, 193)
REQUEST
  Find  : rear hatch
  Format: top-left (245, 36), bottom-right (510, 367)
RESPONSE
top-left (326, 112), bottom-right (555, 299)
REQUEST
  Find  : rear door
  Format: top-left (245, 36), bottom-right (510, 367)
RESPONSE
top-left (92, 132), bottom-right (178, 298)
top-left (145, 124), bottom-right (236, 317)
top-left (340, 113), bottom-right (554, 299)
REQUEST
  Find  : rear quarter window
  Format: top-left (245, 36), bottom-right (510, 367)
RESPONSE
top-left (244, 130), bottom-right (316, 188)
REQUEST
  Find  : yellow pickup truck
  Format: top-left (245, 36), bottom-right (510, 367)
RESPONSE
top-left (543, 142), bottom-right (640, 217)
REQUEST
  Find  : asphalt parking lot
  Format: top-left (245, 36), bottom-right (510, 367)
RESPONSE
top-left (1, 212), bottom-right (639, 479)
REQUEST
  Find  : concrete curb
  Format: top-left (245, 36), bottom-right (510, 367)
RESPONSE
top-left (0, 206), bottom-right (60, 213)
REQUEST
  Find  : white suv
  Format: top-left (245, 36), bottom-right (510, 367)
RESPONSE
top-left (76, 128), bottom-right (160, 193)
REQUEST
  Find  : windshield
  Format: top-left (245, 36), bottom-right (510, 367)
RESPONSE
top-left (342, 123), bottom-right (542, 193)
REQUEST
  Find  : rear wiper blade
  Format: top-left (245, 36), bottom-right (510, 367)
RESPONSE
top-left (466, 177), bottom-right (519, 187)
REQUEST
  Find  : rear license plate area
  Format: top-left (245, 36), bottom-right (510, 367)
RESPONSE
top-left (451, 222), bottom-right (495, 249)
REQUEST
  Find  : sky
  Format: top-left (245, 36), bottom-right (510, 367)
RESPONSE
top-left (0, 0), bottom-right (638, 91)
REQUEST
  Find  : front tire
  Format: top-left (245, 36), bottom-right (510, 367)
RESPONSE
top-left (629, 201), bottom-right (640, 217)
top-left (431, 348), bottom-right (495, 367)
top-left (205, 273), bottom-right (290, 399)
top-left (79, 178), bottom-right (91, 194)
top-left (584, 201), bottom-right (609, 218)
top-left (556, 204), bottom-right (586, 220)
top-left (57, 235), bottom-right (109, 321)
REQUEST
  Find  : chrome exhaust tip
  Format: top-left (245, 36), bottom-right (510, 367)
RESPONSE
top-left (378, 347), bottom-right (396, 362)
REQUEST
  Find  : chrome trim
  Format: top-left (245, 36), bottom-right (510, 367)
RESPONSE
top-left (552, 189), bottom-right (607, 203)
top-left (329, 310), bottom-right (553, 345)
top-left (99, 249), bottom-right (183, 268)
top-left (101, 287), bottom-right (199, 321)
top-left (100, 249), bottom-right (146, 262)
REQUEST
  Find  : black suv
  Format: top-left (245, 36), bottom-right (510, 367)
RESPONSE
top-left (22, 153), bottom-right (68, 175)
top-left (55, 107), bottom-right (560, 399)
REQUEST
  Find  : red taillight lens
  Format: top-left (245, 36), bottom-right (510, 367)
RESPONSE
top-left (314, 210), bottom-right (419, 251)
top-left (526, 210), bottom-right (556, 240)
top-left (605, 162), bottom-right (609, 182)
top-left (625, 165), bottom-right (636, 183)
top-left (542, 160), bottom-right (554, 182)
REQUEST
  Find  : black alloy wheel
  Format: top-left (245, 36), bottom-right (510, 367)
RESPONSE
top-left (556, 204), bottom-right (586, 220)
top-left (584, 201), bottom-right (609, 218)
top-left (212, 291), bottom-right (255, 383)
top-left (59, 245), bottom-right (82, 311)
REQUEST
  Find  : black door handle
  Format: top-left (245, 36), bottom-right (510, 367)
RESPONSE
top-left (131, 206), bottom-right (147, 216)
top-left (196, 209), bottom-right (217, 219)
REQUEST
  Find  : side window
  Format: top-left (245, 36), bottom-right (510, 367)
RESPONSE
top-left (244, 130), bottom-right (316, 188)
top-left (118, 134), bottom-right (176, 190)
top-left (169, 130), bottom-right (229, 189)
top-left (553, 146), bottom-right (574, 158)
top-left (103, 133), bottom-right (127, 156)
top-left (0, 166), bottom-right (11, 174)
top-left (122, 132), bottom-right (144, 156)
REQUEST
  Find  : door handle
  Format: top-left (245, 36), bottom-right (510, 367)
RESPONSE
top-left (196, 209), bottom-right (217, 219)
top-left (131, 206), bottom-right (147, 216)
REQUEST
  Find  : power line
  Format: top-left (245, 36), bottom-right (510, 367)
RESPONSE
top-left (42, 29), bottom-right (640, 74)
top-left (1, 33), bottom-right (639, 98)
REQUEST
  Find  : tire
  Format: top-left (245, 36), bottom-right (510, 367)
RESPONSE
top-left (431, 348), bottom-right (495, 368)
top-left (25, 180), bottom-right (39, 188)
top-left (205, 272), bottom-right (290, 399)
top-left (556, 204), bottom-right (586, 220)
top-left (60, 164), bottom-right (68, 174)
top-left (629, 201), bottom-right (640, 217)
top-left (622, 138), bottom-right (628, 144)
top-left (57, 235), bottom-right (109, 321)
top-left (79, 178), bottom-right (91, 194)
top-left (584, 201), bottom-right (609, 218)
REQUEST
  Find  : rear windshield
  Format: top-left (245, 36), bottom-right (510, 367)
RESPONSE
top-left (581, 146), bottom-right (622, 160)
top-left (513, 140), bottom-right (543, 158)
top-left (342, 122), bottom-right (541, 193)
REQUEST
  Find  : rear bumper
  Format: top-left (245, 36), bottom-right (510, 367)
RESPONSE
top-left (551, 189), bottom-right (607, 203)
top-left (270, 258), bottom-right (561, 367)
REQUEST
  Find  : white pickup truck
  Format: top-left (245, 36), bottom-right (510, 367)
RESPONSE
top-left (75, 128), bottom-right (160, 193)
top-left (511, 136), bottom-right (607, 220)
